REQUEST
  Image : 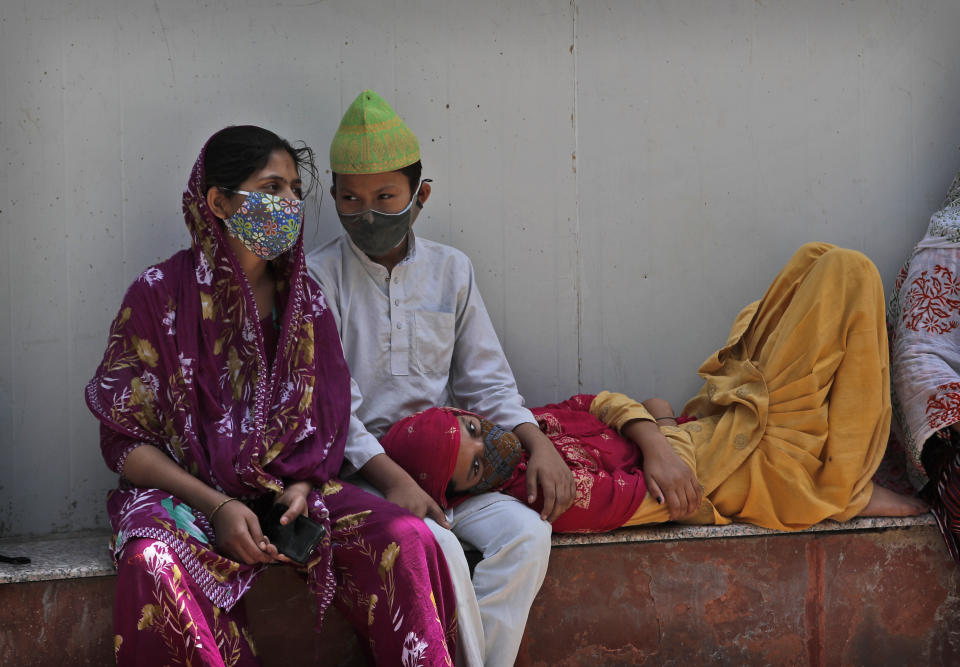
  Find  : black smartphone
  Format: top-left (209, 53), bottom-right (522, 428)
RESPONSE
top-left (255, 500), bottom-right (327, 564)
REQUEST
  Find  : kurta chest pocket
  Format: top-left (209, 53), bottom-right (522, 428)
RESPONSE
top-left (413, 310), bottom-right (456, 375)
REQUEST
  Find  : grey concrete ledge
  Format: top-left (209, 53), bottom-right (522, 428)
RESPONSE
top-left (0, 531), bottom-right (113, 585)
top-left (0, 514), bottom-right (939, 584)
top-left (551, 512), bottom-right (938, 547)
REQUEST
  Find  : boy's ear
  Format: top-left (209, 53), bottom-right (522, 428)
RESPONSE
top-left (329, 184), bottom-right (337, 201)
top-left (417, 181), bottom-right (431, 207)
top-left (206, 187), bottom-right (231, 220)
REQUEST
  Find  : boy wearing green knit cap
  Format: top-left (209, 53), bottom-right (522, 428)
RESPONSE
top-left (308, 90), bottom-right (576, 667)
top-left (325, 89), bottom-right (430, 269)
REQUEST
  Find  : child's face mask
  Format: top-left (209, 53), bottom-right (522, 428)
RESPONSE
top-left (337, 180), bottom-right (429, 257)
top-left (470, 419), bottom-right (523, 494)
top-left (223, 190), bottom-right (303, 260)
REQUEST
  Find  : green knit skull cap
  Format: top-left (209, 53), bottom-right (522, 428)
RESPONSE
top-left (330, 90), bottom-right (420, 174)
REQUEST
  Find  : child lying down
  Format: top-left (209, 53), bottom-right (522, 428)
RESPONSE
top-left (381, 244), bottom-right (927, 532)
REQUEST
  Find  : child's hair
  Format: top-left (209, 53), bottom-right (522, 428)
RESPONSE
top-left (331, 160), bottom-right (423, 195)
top-left (203, 125), bottom-right (319, 197)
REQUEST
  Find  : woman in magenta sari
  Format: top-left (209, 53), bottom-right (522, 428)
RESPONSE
top-left (86, 126), bottom-right (456, 666)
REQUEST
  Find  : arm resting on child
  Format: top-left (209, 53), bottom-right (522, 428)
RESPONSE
top-left (513, 422), bottom-right (576, 522)
top-left (359, 453), bottom-right (451, 529)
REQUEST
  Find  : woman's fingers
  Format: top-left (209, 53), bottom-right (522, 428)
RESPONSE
top-left (668, 474), bottom-right (691, 520)
top-left (245, 512), bottom-right (267, 549)
top-left (424, 497), bottom-right (450, 529)
top-left (243, 513), bottom-right (275, 563)
top-left (671, 472), bottom-right (702, 520)
top-left (682, 482), bottom-right (698, 518)
top-left (656, 474), bottom-right (701, 520)
top-left (648, 464), bottom-right (705, 520)
top-left (667, 490), bottom-right (684, 520)
top-left (277, 483), bottom-right (311, 525)
top-left (659, 480), bottom-right (683, 519)
top-left (646, 477), bottom-right (664, 506)
top-left (672, 486), bottom-right (691, 520)
top-left (215, 502), bottom-right (274, 564)
top-left (279, 502), bottom-right (302, 526)
top-left (224, 531), bottom-right (267, 564)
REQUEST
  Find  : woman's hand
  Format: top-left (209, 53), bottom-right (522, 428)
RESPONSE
top-left (639, 437), bottom-right (702, 520)
top-left (122, 445), bottom-right (282, 563)
top-left (256, 480), bottom-right (315, 564)
top-left (515, 422), bottom-right (576, 522)
top-left (623, 418), bottom-right (702, 520)
top-left (210, 499), bottom-right (279, 565)
top-left (276, 480), bottom-right (311, 524)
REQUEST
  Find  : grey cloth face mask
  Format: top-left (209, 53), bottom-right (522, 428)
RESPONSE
top-left (337, 180), bottom-right (430, 257)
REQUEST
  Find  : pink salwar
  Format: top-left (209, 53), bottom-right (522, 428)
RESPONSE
top-left (115, 538), bottom-right (259, 667)
top-left (114, 482), bottom-right (456, 666)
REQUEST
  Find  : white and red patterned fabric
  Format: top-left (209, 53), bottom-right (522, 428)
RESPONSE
top-left (889, 174), bottom-right (960, 481)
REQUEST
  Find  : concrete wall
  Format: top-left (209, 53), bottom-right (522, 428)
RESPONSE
top-left (3, 0), bottom-right (960, 537)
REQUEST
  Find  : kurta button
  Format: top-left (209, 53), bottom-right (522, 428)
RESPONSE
top-left (394, 299), bottom-right (400, 306)
top-left (397, 323), bottom-right (403, 329)
top-left (393, 277), bottom-right (399, 284)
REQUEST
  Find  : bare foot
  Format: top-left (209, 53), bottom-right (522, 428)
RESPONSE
top-left (857, 484), bottom-right (929, 517)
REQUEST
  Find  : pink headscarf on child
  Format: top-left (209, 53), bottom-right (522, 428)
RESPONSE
top-left (382, 407), bottom-right (525, 509)
top-left (382, 408), bottom-right (462, 509)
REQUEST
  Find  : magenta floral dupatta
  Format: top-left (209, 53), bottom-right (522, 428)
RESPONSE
top-left (85, 137), bottom-right (351, 613)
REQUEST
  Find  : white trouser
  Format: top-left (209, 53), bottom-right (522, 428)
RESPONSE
top-left (351, 481), bottom-right (552, 667)
top-left (439, 491), bottom-right (552, 667)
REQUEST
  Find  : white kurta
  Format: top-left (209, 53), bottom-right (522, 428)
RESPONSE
top-left (308, 232), bottom-right (537, 470)
top-left (307, 231), bottom-right (550, 667)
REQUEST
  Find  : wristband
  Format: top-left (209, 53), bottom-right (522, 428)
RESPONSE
top-left (655, 416), bottom-right (677, 422)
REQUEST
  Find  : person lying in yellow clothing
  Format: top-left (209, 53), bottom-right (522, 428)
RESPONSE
top-left (381, 243), bottom-right (928, 532)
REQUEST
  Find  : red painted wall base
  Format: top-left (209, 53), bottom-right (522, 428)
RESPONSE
top-left (2, 523), bottom-right (957, 666)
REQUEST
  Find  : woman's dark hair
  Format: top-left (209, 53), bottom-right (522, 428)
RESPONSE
top-left (331, 160), bottom-right (423, 195)
top-left (203, 125), bottom-right (319, 197)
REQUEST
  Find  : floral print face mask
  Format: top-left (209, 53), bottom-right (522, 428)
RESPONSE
top-left (223, 190), bottom-right (303, 260)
